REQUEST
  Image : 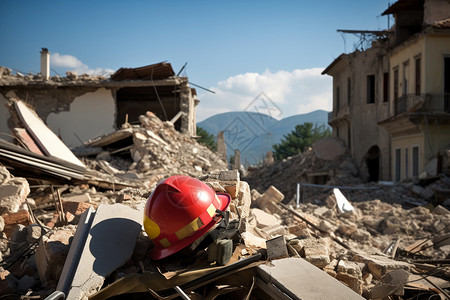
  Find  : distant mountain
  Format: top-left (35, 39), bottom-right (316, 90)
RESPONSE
top-left (197, 110), bottom-right (330, 166)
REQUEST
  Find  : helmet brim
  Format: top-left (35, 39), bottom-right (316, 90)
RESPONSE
top-left (150, 192), bottom-right (232, 260)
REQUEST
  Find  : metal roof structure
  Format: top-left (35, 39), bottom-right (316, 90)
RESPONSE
top-left (111, 62), bottom-right (175, 81)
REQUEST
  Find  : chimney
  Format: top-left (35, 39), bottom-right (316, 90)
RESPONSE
top-left (40, 48), bottom-right (50, 79)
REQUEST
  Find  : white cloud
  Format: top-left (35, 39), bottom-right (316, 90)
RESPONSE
top-left (196, 68), bottom-right (332, 121)
top-left (50, 53), bottom-right (114, 76)
top-left (51, 53), bottom-right (86, 68)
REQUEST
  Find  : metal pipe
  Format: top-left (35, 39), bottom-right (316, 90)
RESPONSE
top-left (174, 286), bottom-right (190, 300)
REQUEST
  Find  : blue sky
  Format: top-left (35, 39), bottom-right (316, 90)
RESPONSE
top-left (0, 1), bottom-right (393, 121)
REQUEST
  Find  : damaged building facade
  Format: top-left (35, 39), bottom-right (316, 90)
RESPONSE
top-left (0, 51), bottom-right (199, 148)
top-left (323, 0), bottom-right (450, 182)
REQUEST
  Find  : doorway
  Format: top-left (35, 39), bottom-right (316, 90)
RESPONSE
top-left (365, 145), bottom-right (381, 182)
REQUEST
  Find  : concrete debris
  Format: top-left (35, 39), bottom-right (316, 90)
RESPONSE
top-left (257, 257), bottom-right (364, 299)
top-left (0, 108), bottom-right (449, 299)
top-left (0, 177), bottom-right (30, 215)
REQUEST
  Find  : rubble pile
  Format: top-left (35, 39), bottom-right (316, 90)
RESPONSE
top-left (1, 160), bottom-right (449, 299)
top-left (245, 138), bottom-right (364, 202)
top-left (245, 138), bottom-right (450, 209)
top-left (81, 111), bottom-right (228, 191)
top-left (0, 105), bottom-right (449, 299)
top-left (246, 185), bottom-right (450, 298)
top-left (0, 66), bottom-right (106, 85)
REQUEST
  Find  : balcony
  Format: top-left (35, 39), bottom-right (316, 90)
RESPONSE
top-left (395, 94), bottom-right (450, 115)
top-left (328, 105), bottom-right (351, 125)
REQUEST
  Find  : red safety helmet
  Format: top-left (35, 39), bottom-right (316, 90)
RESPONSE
top-left (143, 175), bottom-right (231, 260)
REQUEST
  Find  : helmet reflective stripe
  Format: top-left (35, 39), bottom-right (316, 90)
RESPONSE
top-left (175, 217), bottom-right (204, 240)
top-left (160, 238), bottom-right (171, 247)
top-left (174, 203), bottom-right (216, 241)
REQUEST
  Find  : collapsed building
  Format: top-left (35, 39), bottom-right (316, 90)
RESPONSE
top-left (0, 1), bottom-right (449, 299)
top-left (0, 51), bottom-right (199, 149)
top-left (322, 0), bottom-right (450, 183)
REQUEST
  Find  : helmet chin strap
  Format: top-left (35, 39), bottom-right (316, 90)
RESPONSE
top-left (191, 209), bottom-right (235, 253)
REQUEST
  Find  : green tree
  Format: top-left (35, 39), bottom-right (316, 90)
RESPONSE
top-left (197, 126), bottom-right (217, 151)
top-left (272, 122), bottom-right (331, 161)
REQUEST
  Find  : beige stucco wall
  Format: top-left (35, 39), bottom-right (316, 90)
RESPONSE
top-left (46, 88), bottom-right (115, 148)
top-left (425, 123), bottom-right (450, 160)
top-left (349, 49), bottom-right (391, 180)
top-left (424, 35), bottom-right (450, 94)
top-left (391, 134), bottom-right (424, 180)
top-left (389, 36), bottom-right (425, 115)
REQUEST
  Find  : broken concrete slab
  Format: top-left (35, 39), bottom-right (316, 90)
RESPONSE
top-left (353, 253), bottom-right (411, 279)
top-left (12, 99), bottom-right (85, 168)
top-left (250, 208), bottom-right (279, 229)
top-left (256, 257), bottom-right (364, 300)
top-left (56, 203), bottom-right (142, 300)
top-left (83, 128), bottom-right (133, 148)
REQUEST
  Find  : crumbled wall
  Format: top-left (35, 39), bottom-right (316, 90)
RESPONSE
top-left (46, 88), bottom-right (115, 148)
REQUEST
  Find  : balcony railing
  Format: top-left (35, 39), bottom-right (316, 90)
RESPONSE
top-left (328, 111), bottom-right (333, 123)
top-left (395, 94), bottom-right (450, 115)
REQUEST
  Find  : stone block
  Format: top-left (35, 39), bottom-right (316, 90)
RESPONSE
top-left (336, 272), bottom-right (363, 295)
top-left (337, 223), bottom-right (357, 237)
top-left (433, 205), bottom-right (450, 215)
top-left (287, 223), bottom-right (307, 237)
top-left (218, 169), bottom-right (239, 182)
top-left (290, 237), bottom-right (330, 268)
top-left (263, 185), bottom-right (284, 203)
top-left (241, 231), bottom-right (266, 248)
top-left (350, 229), bottom-right (371, 242)
top-left (251, 189), bottom-right (262, 202)
top-left (0, 165), bottom-right (11, 185)
top-left (319, 220), bottom-right (335, 233)
top-left (266, 235), bottom-right (289, 260)
top-left (1, 209), bottom-right (32, 237)
top-left (63, 201), bottom-right (92, 217)
top-left (62, 193), bottom-right (92, 203)
top-left (204, 181), bottom-right (226, 193)
top-left (261, 224), bottom-right (286, 237)
top-left (264, 200), bottom-right (284, 216)
top-left (353, 253), bottom-right (411, 279)
top-left (236, 181), bottom-right (251, 219)
top-left (0, 178), bottom-right (30, 214)
top-left (250, 208), bottom-right (279, 228)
